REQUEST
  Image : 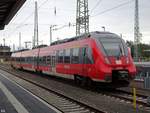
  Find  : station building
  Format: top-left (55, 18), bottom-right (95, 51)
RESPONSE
top-left (0, 45), bottom-right (11, 62)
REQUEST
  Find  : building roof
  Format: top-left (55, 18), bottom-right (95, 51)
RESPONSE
top-left (0, 0), bottom-right (26, 30)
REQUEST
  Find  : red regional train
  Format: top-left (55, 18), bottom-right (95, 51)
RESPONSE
top-left (11, 31), bottom-right (136, 87)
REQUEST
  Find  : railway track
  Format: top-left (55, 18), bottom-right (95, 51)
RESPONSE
top-left (0, 65), bottom-right (149, 112)
top-left (103, 89), bottom-right (149, 107)
top-left (0, 65), bottom-right (105, 113)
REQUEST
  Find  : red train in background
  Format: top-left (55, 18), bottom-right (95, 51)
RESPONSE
top-left (11, 31), bottom-right (136, 87)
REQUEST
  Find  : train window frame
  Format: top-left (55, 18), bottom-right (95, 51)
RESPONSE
top-left (80, 47), bottom-right (94, 64)
top-left (16, 57), bottom-right (18, 62)
top-left (39, 57), bottom-right (42, 62)
top-left (56, 50), bottom-right (59, 64)
top-left (87, 47), bottom-right (94, 64)
top-left (43, 56), bottom-right (46, 64)
top-left (64, 49), bottom-right (70, 64)
top-left (18, 57), bottom-right (21, 62)
top-left (71, 48), bottom-right (79, 64)
top-left (33, 57), bottom-right (37, 62)
top-left (46, 56), bottom-right (51, 65)
top-left (38, 56), bottom-right (46, 65)
top-left (58, 50), bottom-right (64, 63)
top-left (26, 57), bottom-right (33, 63)
top-left (51, 51), bottom-right (56, 67)
top-left (21, 57), bottom-right (25, 62)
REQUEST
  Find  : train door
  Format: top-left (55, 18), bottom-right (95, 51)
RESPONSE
top-left (81, 46), bottom-right (94, 77)
top-left (51, 51), bottom-right (56, 74)
top-left (20, 52), bottom-right (22, 68)
top-left (33, 56), bottom-right (38, 70)
top-left (82, 47), bottom-right (88, 76)
top-left (33, 49), bottom-right (40, 71)
top-left (37, 48), bottom-right (41, 71)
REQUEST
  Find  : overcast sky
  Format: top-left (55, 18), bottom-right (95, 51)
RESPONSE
top-left (0, 0), bottom-right (149, 50)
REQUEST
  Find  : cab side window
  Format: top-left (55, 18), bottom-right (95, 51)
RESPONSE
top-left (81, 47), bottom-right (94, 64)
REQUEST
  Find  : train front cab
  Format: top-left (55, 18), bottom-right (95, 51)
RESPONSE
top-left (91, 32), bottom-right (136, 87)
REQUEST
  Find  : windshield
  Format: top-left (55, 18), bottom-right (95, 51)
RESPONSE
top-left (97, 37), bottom-right (128, 57)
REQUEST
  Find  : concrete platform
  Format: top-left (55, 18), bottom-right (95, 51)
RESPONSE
top-left (0, 73), bottom-right (61, 113)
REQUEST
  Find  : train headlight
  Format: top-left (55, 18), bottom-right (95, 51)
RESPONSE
top-left (105, 57), bottom-right (110, 64)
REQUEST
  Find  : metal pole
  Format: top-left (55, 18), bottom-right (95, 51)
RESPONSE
top-left (34, 1), bottom-right (39, 47)
top-left (19, 32), bottom-right (21, 50)
top-left (32, 36), bottom-right (34, 48)
top-left (3, 38), bottom-right (5, 46)
top-left (13, 44), bottom-right (15, 52)
top-left (134, 0), bottom-right (141, 61)
top-left (50, 26), bottom-right (52, 45)
top-left (133, 88), bottom-right (137, 110)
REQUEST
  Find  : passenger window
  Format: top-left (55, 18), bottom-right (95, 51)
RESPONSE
top-left (39, 57), bottom-right (42, 63)
top-left (58, 50), bottom-right (64, 63)
top-left (72, 48), bottom-right (79, 64)
top-left (46, 56), bottom-right (51, 65)
top-left (51, 56), bottom-right (55, 66)
top-left (43, 56), bottom-right (46, 64)
top-left (51, 52), bottom-right (56, 67)
top-left (33, 57), bottom-right (37, 62)
top-left (64, 49), bottom-right (70, 63)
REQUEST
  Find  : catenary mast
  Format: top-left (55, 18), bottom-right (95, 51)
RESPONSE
top-left (33, 1), bottom-right (39, 47)
top-left (76, 0), bottom-right (89, 36)
top-left (134, 0), bottom-right (141, 60)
